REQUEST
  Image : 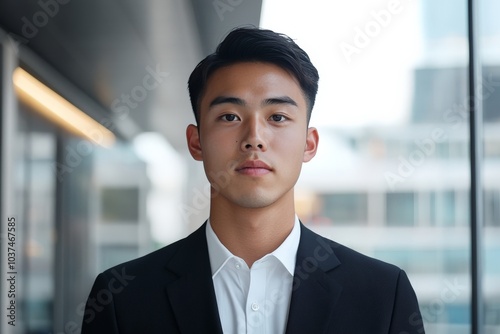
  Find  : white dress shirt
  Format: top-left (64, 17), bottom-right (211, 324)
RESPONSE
top-left (206, 217), bottom-right (301, 334)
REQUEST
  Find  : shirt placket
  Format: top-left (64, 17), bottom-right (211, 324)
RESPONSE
top-left (246, 262), bottom-right (267, 334)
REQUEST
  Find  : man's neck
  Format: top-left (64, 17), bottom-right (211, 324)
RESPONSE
top-left (209, 195), bottom-right (296, 268)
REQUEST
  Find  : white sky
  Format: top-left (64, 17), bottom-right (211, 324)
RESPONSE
top-left (260, 0), bottom-right (423, 128)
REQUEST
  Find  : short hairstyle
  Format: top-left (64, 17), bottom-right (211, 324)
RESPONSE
top-left (188, 27), bottom-right (319, 125)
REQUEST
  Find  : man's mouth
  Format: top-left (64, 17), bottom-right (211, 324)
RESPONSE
top-left (235, 160), bottom-right (273, 176)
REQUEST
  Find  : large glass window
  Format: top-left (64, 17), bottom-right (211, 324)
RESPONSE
top-left (386, 192), bottom-right (416, 226)
top-left (480, 0), bottom-right (500, 331)
top-left (262, 0), bottom-right (476, 332)
top-left (101, 187), bottom-right (140, 223)
top-left (320, 193), bottom-right (368, 225)
top-left (16, 102), bottom-right (57, 333)
top-left (4, 60), bottom-right (152, 332)
top-left (430, 190), bottom-right (456, 227)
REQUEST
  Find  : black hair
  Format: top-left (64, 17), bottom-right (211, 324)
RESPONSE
top-left (188, 27), bottom-right (319, 124)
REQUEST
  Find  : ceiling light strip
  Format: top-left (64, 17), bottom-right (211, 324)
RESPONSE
top-left (12, 67), bottom-right (115, 148)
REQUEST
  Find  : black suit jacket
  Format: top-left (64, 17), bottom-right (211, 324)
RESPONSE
top-left (82, 222), bottom-right (425, 333)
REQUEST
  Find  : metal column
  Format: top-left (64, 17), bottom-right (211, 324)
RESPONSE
top-left (467, 0), bottom-right (484, 333)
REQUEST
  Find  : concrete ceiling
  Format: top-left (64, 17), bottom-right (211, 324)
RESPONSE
top-left (0, 0), bottom-right (262, 150)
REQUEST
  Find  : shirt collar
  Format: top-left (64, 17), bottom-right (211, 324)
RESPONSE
top-left (270, 216), bottom-right (301, 275)
top-left (206, 216), bottom-right (301, 277)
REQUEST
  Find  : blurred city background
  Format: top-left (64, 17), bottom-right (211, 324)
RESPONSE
top-left (0, 0), bottom-right (498, 333)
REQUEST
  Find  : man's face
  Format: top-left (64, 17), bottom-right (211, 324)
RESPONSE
top-left (186, 62), bottom-right (318, 210)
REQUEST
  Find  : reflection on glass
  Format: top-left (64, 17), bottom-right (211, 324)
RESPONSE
top-left (321, 193), bottom-right (368, 225)
top-left (101, 187), bottom-right (140, 223)
top-left (261, 0), bottom-right (473, 332)
top-left (386, 192), bottom-right (416, 226)
top-left (480, 0), bottom-right (500, 331)
top-left (17, 104), bottom-right (57, 333)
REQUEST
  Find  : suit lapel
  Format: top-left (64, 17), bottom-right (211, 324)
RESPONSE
top-left (164, 223), bottom-right (223, 334)
top-left (163, 222), bottom-right (342, 334)
top-left (285, 224), bottom-right (343, 334)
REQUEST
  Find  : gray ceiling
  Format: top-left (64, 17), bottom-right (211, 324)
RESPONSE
top-left (0, 0), bottom-right (262, 150)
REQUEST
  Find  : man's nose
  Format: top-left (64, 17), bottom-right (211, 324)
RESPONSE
top-left (240, 117), bottom-right (267, 151)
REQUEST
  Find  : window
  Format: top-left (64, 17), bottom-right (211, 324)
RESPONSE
top-left (484, 190), bottom-right (500, 227)
top-left (261, 0), bottom-right (478, 332)
top-left (16, 103), bottom-right (57, 333)
top-left (101, 187), bottom-right (140, 223)
top-left (386, 193), bottom-right (416, 226)
top-left (320, 193), bottom-right (368, 225)
top-left (481, 1), bottom-right (500, 330)
top-left (430, 191), bottom-right (456, 226)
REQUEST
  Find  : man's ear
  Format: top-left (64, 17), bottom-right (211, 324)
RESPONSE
top-left (303, 127), bottom-right (319, 163)
top-left (186, 124), bottom-right (203, 161)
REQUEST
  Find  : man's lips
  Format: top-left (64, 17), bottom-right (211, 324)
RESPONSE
top-left (235, 160), bottom-right (272, 176)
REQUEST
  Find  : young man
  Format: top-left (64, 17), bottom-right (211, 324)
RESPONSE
top-left (82, 27), bottom-right (425, 334)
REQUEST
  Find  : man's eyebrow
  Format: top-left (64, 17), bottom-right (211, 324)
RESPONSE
top-left (209, 96), bottom-right (246, 108)
top-left (262, 96), bottom-right (298, 107)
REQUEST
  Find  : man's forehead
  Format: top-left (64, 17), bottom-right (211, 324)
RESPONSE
top-left (208, 95), bottom-right (299, 110)
top-left (208, 61), bottom-right (296, 80)
top-left (201, 62), bottom-right (304, 102)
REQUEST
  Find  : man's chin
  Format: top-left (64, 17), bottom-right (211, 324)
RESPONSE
top-left (231, 193), bottom-right (278, 209)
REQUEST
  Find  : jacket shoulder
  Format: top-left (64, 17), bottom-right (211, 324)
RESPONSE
top-left (330, 239), bottom-right (401, 275)
top-left (301, 224), bottom-right (401, 277)
top-left (301, 227), bottom-right (424, 333)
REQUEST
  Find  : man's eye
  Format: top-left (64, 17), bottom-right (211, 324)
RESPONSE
top-left (270, 114), bottom-right (286, 122)
top-left (221, 114), bottom-right (239, 122)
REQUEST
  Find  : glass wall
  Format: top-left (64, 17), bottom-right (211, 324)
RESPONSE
top-left (15, 104), bottom-right (58, 333)
top-left (261, 0), bottom-right (498, 332)
top-left (480, 0), bottom-right (500, 331)
top-left (0, 52), bottom-right (153, 332)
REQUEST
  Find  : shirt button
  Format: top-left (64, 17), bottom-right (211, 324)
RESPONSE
top-left (251, 303), bottom-right (259, 311)
top-left (235, 263), bottom-right (241, 269)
